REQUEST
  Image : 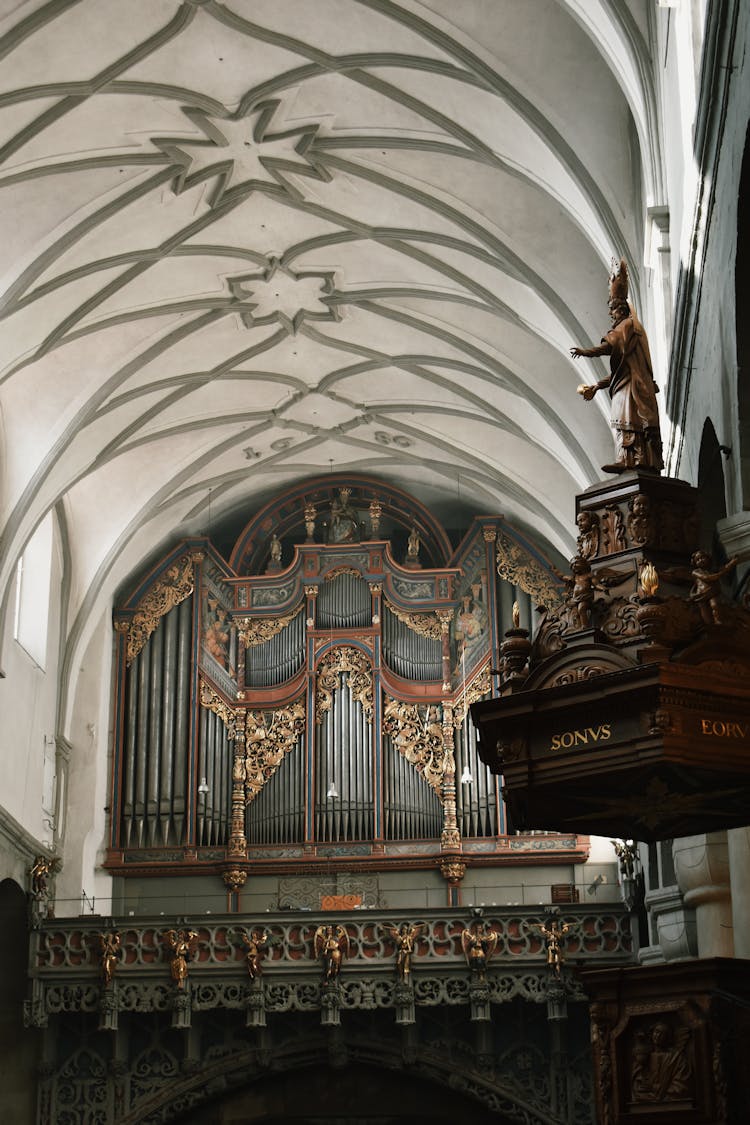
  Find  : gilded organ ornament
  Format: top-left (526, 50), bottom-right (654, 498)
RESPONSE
top-left (314, 924), bottom-right (349, 981)
top-left (316, 647), bottom-right (373, 724)
top-left (453, 663), bottom-right (492, 726)
top-left (384, 600), bottom-right (442, 640)
top-left (382, 698), bottom-right (446, 798)
top-left (237, 610), bottom-right (299, 648)
top-left (94, 932), bottom-right (121, 986)
top-left (243, 700), bottom-right (306, 804)
top-left (199, 680), bottom-right (243, 738)
top-left (162, 928), bottom-right (198, 989)
top-left (461, 920), bottom-right (498, 980)
top-left (496, 531), bottom-right (562, 610)
top-left (120, 552), bottom-right (197, 665)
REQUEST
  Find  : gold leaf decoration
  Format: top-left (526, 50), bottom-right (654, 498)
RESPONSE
top-left (382, 697), bottom-right (446, 799)
top-left (199, 680), bottom-right (243, 738)
top-left (123, 554), bottom-right (196, 665)
top-left (243, 698), bottom-right (306, 804)
top-left (496, 531), bottom-right (562, 609)
top-left (453, 663), bottom-right (492, 726)
top-left (237, 610), bottom-right (299, 648)
top-left (316, 646), bottom-right (373, 723)
top-left (325, 566), bottom-right (362, 581)
top-left (385, 600), bottom-right (442, 640)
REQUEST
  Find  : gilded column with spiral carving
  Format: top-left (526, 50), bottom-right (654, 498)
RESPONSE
top-left (439, 701), bottom-right (461, 856)
top-left (437, 609), bottom-right (454, 693)
top-left (228, 710), bottom-right (248, 861)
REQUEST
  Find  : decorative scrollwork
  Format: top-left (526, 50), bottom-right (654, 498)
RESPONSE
top-left (496, 531), bottom-right (562, 610)
top-left (382, 697), bottom-right (446, 798)
top-left (243, 699), bottom-right (306, 804)
top-left (120, 553), bottom-right (197, 665)
top-left (325, 566), bottom-right (362, 581)
top-left (453, 663), bottom-right (492, 725)
top-left (199, 681), bottom-right (243, 738)
top-left (316, 647), bottom-right (373, 724)
top-left (385, 600), bottom-right (442, 639)
top-left (237, 610), bottom-right (299, 648)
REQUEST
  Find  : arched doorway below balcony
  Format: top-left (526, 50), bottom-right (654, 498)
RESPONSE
top-left (177, 1060), bottom-right (524, 1125)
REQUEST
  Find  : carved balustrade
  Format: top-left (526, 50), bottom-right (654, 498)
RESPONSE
top-left (27, 905), bottom-right (632, 1024)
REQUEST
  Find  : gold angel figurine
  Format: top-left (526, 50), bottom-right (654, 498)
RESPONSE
top-left (239, 928), bottom-right (269, 979)
top-left (461, 920), bottom-right (499, 980)
top-left (534, 920), bottom-right (571, 978)
top-left (314, 924), bottom-right (349, 982)
top-left (380, 922), bottom-right (426, 981)
top-left (162, 928), bottom-right (198, 989)
top-left (95, 931), bottom-right (121, 986)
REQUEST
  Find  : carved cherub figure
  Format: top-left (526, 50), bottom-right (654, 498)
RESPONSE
top-left (461, 921), bottom-right (499, 981)
top-left (380, 922), bottom-right (426, 981)
top-left (551, 556), bottom-right (627, 631)
top-left (314, 924), bottom-right (349, 982)
top-left (95, 931), bottom-right (121, 986)
top-left (162, 928), bottom-right (198, 989)
top-left (627, 493), bottom-right (654, 546)
top-left (29, 854), bottom-right (61, 898)
top-left (688, 551), bottom-right (738, 625)
top-left (576, 510), bottom-right (600, 559)
top-left (664, 551), bottom-right (738, 626)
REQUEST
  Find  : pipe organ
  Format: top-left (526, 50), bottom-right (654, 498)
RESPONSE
top-left (109, 477), bottom-right (565, 888)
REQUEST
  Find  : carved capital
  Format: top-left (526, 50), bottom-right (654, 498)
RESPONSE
top-left (439, 856), bottom-right (466, 883)
top-left (482, 526), bottom-right (498, 542)
top-left (436, 609), bottom-right (454, 634)
top-left (441, 827), bottom-right (461, 851)
top-left (222, 869), bottom-right (248, 893)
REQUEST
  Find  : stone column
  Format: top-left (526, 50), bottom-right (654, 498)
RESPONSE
top-left (718, 514), bottom-right (750, 960)
top-left (673, 831), bottom-right (733, 959)
top-left (728, 827), bottom-right (750, 959)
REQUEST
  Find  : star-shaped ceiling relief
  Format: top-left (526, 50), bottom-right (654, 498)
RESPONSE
top-left (152, 100), bottom-right (330, 208)
top-left (228, 258), bottom-right (339, 334)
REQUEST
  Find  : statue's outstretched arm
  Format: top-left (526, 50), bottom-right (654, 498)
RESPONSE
top-left (570, 342), bottom-right (611, 360)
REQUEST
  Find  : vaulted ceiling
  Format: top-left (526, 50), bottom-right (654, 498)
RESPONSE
top-left (0, 0), bottom-right (661, 685)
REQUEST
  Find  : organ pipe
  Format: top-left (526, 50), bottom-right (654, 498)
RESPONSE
top-left (245, 611), bottom-right (304, 688)
top-left (314, 676), bottom-right (373, 842)
top-left (317, 573), bottom-right (370, 629)
top-left (455, 710), bottom-right (498, 838)
top-left (382, 733), bottom-right (442, 840)
top-left (119, 596), bottom-right (194, 848)
top-left (382, 605), bottom-right (442, 681)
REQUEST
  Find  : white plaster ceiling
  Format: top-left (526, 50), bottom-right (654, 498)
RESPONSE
top-left (0, 0), bottom-right (661, 697)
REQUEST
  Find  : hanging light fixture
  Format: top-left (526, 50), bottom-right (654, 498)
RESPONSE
top-left (327, 781), bottom-right (339, 799)
top-left (460, 764), bottom-right (473, 785)
top-left (198, 776), bottom-right (209, 800)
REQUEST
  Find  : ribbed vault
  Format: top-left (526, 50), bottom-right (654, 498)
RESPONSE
top-left (0, 0), bottom-right (663, 730)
